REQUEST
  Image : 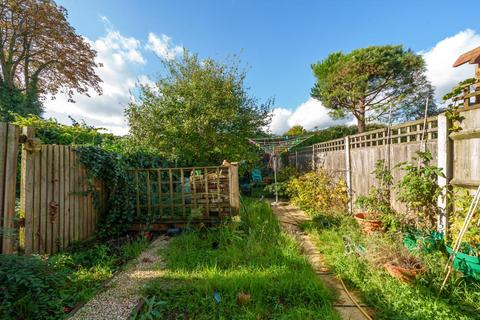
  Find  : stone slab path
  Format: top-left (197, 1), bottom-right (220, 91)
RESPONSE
top-left (70, 236), bottom-right (169, 320)
top-left (271, 202), bottom-right (373, 320)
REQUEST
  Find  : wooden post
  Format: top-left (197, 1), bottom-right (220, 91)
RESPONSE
top-left (437, 114), bottom-right (453, 234)
top-left (1, 124), bottom-right (20, 254)
top-left (229, 162), bottom-right (240, 215)
top-left (345, 136), bottom-right (353, 214)
top-left (295, 151), bottom-right (298, 169)
top-left (476, 65), bottom-right (480, 104)
top-left (20, 127), bottom-right (35, 254)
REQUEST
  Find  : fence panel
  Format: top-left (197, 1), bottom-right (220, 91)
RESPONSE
top-left (21, 137), bottom-right (99, 254)
top-left (130, 163), bottom-right (239, 228)
top-left (0, 123), bottom-right (20, 254)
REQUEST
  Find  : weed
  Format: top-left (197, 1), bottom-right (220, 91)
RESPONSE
top-left (304, 215), bottom-right (480, 320)
top-left (139, 199), bottom-right (340, 319)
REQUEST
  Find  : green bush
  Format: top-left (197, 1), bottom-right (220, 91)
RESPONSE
top-left (288, 169), bottom-right (347, 215)
top-left (0, 236), bottom-right (150, 319)
top-left (0, 255), bottom-right (68, 319)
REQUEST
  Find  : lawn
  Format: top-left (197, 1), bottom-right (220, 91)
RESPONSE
top-left (136, 199), bottom-right (340, 320)
top-left (302, 214), bottom-right (480, 320)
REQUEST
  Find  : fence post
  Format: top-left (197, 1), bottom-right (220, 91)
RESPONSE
top-left (229, 162), bottom-right (240, 215)
top-left (1, 123), bottom-right (20, 254)
top-left (20, 127), bottom-right (36, 254)
top-left (437, 114), bottom-right (453, 234)
top-left (295, 151), bottom-right (298, 169)
top-left (311, 145), bottom-right (315, 171)
top-left (345, 136), bottom-right (353, 214)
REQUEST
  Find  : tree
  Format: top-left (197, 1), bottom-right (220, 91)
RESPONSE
top-left (0, 0), bottom-right (102, 120)
top-left (284, 125), bottom-right (307, 136)
top-left (126, 52), bottom-right (272, 166)
top-left (311, 45), bottom-right (435, 133)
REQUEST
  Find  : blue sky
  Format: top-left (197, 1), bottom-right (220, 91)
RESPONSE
top-left (48, 0), bottom-right (480, 134)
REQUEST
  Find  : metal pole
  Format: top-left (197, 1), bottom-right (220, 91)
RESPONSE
top-left (273, 154), bottom-right (279, 204)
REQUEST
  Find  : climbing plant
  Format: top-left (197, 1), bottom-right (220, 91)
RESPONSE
top-left (396, 150), bottom-right (445, 230)
top-left (75, 146), bottom-right (170, 238)
top-left (442, 78), bottom-right (475, 133)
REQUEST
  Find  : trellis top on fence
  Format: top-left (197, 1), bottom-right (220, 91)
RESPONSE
top-left (312, 116), bottom-right (439, 153)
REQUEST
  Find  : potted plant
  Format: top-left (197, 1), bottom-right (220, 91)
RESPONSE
top-left (355, 159), bottom-right (396, 234)
top-left (383, 254), bottom-right (425, 282)
top-left (446, 188), bottom-right (480, 279)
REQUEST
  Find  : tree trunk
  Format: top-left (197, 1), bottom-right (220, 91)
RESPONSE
top-left (356, 115), bottom-right (366, 133)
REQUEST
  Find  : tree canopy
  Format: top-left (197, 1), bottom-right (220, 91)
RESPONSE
top-left (0, 0), bottom-right (102, 120)
top-left (126, 52), bottom-right (272, 166)
top-left (311, 45), bottom-right (435, 133)
top-left (283, 125), bottom-right (307, 136)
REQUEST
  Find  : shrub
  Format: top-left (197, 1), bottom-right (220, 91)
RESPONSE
top-left (0, 255), bottom-right (68, 319)
top-left (263, 165), bottom-right (299, 198)
top-left (397, 150), bottom-right (444, 230)
top-left (288, 168), bottom-right (347, 214)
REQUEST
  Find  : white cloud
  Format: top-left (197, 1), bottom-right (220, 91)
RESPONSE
top-left (44, 19), bottom-right (152, 136)
top-left (421, 29), bottom-right (480, 102)
top-left (271, 29), bottom-right (480, 135)
top-left (145, 33), bottom-right (183, 60)
top-left (268, 98), bottom-right (349, 135)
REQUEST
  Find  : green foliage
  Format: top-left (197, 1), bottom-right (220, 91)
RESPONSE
top-left (137, 199), bottom-right (339, 319)
top-left (442, 78), bottom-right (475, 133)
top-left (126, 52), bottom-right (272, 166)
top-left (283, 125), bottom-right (307, 136)
top-left (0, 85), bottom-right (43, 121)
top-left (75, 146), bottom-right (140, 238)
top-left (397, 150), bottom-right (445, 230)
top-left (0, 254), bottom-right (68, 319)
top-left (304, 216), bottom-right (480, 319)
top-left (0, 236), bottom-right (149, 320)
top-left (263, 166), bottom-right (299, 198)
top-left (449, 188), bottom-right (480, 256)
top-left (355, 159), bottom-right (397, 229)
top-left (288, 169), bottom-right (347, 214)
top-left (12, 114), bottom-right (115, 145)
top-left (311, 45), bottom-right (435, 132)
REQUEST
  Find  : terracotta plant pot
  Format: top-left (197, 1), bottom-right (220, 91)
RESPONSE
top-left (384, 262), bottom-right (424, 282)
top-left (354, 213), bottom-right (382, 234)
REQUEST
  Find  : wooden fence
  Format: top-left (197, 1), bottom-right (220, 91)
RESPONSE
top-left (0, 123), bottom-right (20, 254)
top-left (286, 117), bottom-right (441, 215)
top-left (20, 129), bottom-right (99, 254)
top-left (285, 83), bottom-right (480, 233)
top-left (130, 164), bottom-right (240, 230)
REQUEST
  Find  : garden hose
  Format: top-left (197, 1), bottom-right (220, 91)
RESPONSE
top-left (338, 277), bottom-right (373, 320)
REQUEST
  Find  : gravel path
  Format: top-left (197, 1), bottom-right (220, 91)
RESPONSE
top-left (271, 202), bottom-right (373, 320)
top-left (70, 236), bottom-right (169, 320)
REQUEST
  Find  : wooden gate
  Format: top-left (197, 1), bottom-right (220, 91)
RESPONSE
top-left (20, 128), bottom-right (99, 254)
top-left (130, 164), bottom-right (240, 230)
top-left (0, 123), bottom-right (20, 254)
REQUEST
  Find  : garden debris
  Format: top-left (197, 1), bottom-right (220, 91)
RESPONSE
top-left (236, 292), bottom-right (251, 305)
top-left (213, 290), bottom-right (221, 303)
top-left (70, 236), bottom-right (169, 320)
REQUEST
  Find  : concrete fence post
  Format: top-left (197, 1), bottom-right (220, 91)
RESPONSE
top-left (437, 114), bottom-right (453, 234)
top-left (345, 136), bottom-right (353, 214)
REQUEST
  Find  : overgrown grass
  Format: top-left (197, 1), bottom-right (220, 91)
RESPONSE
top-left (138, 199), bottom-right (339, 320)
top-left (0, 235), bottom-right (150, 319)
top-left (302, 215), bottom-right (480, 320)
